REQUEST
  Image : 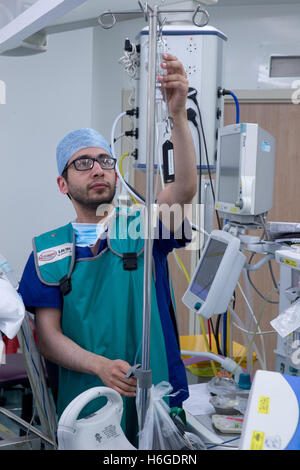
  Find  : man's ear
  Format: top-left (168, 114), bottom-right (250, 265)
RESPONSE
top-left (57, 175), bottom-right (69, 195)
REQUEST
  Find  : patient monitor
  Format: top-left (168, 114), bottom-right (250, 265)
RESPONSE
top-left (182, 230), bottom-right (246, 319)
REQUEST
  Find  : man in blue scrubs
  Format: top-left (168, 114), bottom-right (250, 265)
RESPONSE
top-left (19, 54), bottom-right (197, 443)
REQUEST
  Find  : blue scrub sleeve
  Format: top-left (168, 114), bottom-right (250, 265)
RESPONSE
top-left (18, 251), bottom-right (62, 313)
top-left (154, 217), bottom-right (193, 256)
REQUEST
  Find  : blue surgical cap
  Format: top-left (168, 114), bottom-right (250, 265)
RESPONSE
top-left (56, 128), bottom-right (113, 175)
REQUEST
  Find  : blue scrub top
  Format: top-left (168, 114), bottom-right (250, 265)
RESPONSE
top-left (19, 219), bottom-right (191, 407)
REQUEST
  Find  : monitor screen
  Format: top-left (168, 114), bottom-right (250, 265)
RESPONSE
top-left (218, 132), bottom-right (241, 204)
top-left (190, 238), bottom-right (227, 301)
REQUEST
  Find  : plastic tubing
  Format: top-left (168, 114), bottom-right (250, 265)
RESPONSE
top-left (228, 305), bottom-right (266, 371)
top-left (110, 111), bottom-right (145, 205)
top-left (118, 152), bottom-right (139, 205)
top-left (229, 91), bottom-right (240, 124)
top-left (241, 271), bottom-right (267, 373)
top-left (237, 279), bottom-right (267, 370)
top-left (181, 350), bottom-right (242, 379)
top-left (110, 111), bottom-right (126, 157)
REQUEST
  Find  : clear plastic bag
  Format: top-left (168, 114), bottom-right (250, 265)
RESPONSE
top-left (271, 298), bottom-right (300, 338)
top-left (207, 371), bottom-right (249, 415)
top-left (210, 394), bottom-right (248, 415)
top-left (137, 381), bottom-right (206, 450)
top-left (207, 371), bottom-right (249, 397)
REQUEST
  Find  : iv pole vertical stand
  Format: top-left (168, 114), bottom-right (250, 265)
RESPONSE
top-left (140, 3), bottom-right (158, 435)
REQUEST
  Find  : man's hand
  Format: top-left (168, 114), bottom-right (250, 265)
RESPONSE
top-left (157, 53), bottom-right (188, 118)
top-left (35, 307), bottom-right (137, 398)
top-left (97, 357), bottom-right (137, 398)
top-left (156, 53), bottom-right (197, 216)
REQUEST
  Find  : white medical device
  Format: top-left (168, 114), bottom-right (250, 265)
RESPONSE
top-left (57, 387), bottom-right (136, 450)
top-left (273, 245), bottom-right (300, 377)
top-left (239, 370), bottom-right (300, 450)
top-left (215, 123), bottom-right (275, 223)
top-left (136, 24), bottom-right (227, 170)
top-left (182, 230), bottom-right (246, 318)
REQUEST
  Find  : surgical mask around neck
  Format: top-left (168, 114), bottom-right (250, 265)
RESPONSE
top-left (72, 209), bottom-right (115, 247)
top-left (72, 223), bottom-right (104, 247)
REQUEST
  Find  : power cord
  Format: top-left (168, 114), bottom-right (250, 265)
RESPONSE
top-left (187, 87), bottom-right (221, 230)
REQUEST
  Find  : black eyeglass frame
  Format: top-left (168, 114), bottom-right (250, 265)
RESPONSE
top-left (63, 154), bottom-right (117, 173)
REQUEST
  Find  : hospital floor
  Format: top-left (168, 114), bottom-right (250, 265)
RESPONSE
top-left (0, 386), bottom-right (52, 450)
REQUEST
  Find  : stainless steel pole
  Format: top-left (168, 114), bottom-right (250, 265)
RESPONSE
top-left (140, 3), bottom-right (158, 431)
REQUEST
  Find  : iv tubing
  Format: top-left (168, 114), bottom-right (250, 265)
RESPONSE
top-left (233, 288), bottom-right (278, 372)
top-left (237, 280), bottom-right (267, 369)
top-left (228, 305), bottom-right (266, 371)
top-left (118, 152), bottom-right (139, 205)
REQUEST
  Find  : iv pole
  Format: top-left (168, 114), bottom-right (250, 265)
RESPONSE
top-left (140, 3), bottom-right (158, 430)
top-left (98, 0), bottom-right (209, 439)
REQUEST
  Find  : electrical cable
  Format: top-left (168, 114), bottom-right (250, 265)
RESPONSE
top-left (259, 214), bottom-right (279, 292)
top-left (223, 312), bottom-right (227, 357)
top-left (205, 436), bottom-right (240, 450)
top-left (209, 318), bottom-right (218, 351)
top-left (207, 319), bottom-right (212, 350)
top-left (246, 253), bottom-right (279, 304)
top-left (215, 314), bottom-right (223, 355)
top-left (268, 260), bottom-right (279, 291)
top-left (187, 88), bottom-right (221, 231)
top-left (187, 107), bottom-right (201, 207)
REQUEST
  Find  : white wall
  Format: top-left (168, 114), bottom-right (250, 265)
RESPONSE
top-left (0, 27), bottom-right (94, 278)
top-left (206, 3), bottom-right (300, 90)
top-left (91, 17), bottom-right (144, 145)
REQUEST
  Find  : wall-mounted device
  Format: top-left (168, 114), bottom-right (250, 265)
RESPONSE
top-left (182, 230), bottom-right (246, 319)
top-left (215, 123), bottom-right (275, 224)
top-left (136, 24), bottom-right (227, 172)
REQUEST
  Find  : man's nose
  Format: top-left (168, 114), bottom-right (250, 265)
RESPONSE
top-left (91, 160), bottom-right (105, 176)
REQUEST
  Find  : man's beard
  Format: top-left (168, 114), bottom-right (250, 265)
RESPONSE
top-left (67, 180), bottom-right (116, 211)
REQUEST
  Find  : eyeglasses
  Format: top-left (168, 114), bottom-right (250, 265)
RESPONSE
top-left (64, 154), bottom-right (117, 172)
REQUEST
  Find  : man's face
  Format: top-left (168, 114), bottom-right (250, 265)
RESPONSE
top-left (59, 147), bottom-right (117, 210)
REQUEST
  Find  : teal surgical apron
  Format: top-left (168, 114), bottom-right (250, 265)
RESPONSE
top-left (33, 210), bottom-right (169, 444)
